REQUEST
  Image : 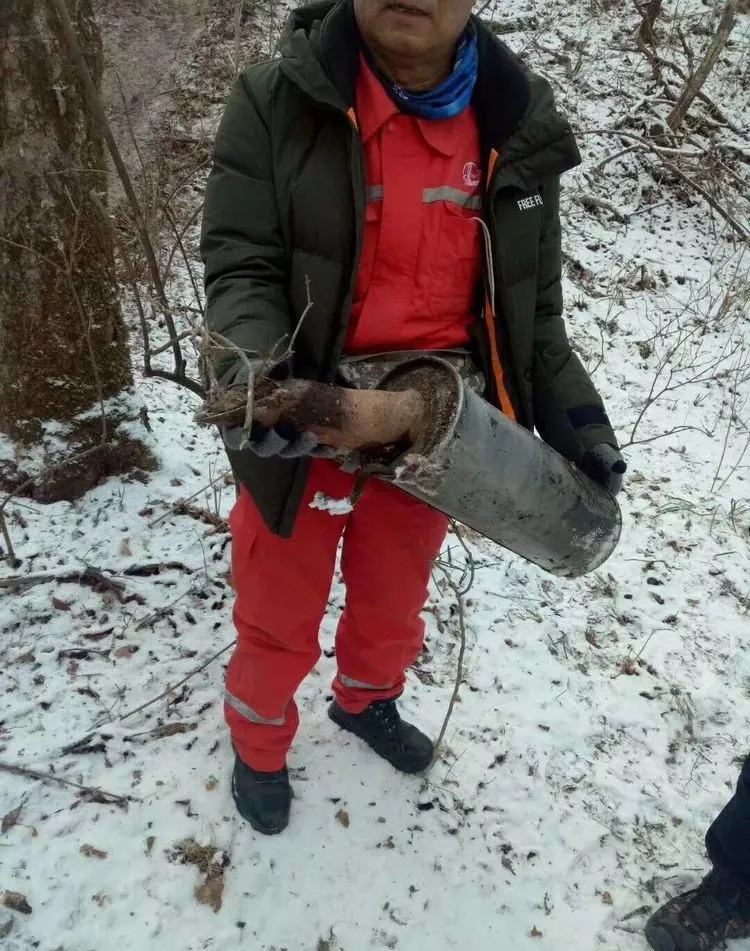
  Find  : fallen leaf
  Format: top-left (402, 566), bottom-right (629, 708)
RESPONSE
top-left (92, 892), bottom-right (107, 907)
top-left (80, 844), bottom-right (108, 860)
top-left (119, 538), bottom-right (132, 557)
top-left (195, 873), bottom-right (224, 913)
top-left (531, 926), bottom-right (543, 937)
top-left (585, 630), bottom-right (600, 648)
top-left (52, 597), bottom-right (71, 612)
top-left (1, 802), bottom-right (23, 834)
top-left (1, 891), bottom-right (32, 915)
top-left (148, 722), bottom-right (195, 739)
top-left (145, 836), bottom-right (155, 855)
top-left (501, 855), bottom-right (516, 875)
top-left (83, 628), bottom-right (114, 642)
top-left (113, 645), bottom-right (139, 659)
top-left (205, 778), bottom-right (218, 792)
top-left (602, 891), bottom-right (613, 905)
top-left (0, 917), bottom-right (13, 939)
top-left (335, 809), bottom-right (350, 828)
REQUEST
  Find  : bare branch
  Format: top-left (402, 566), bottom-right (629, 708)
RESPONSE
top-left (115, 641), bottom-right (236, 724)
top-left (234, 0), bottom-right (244, 75)
top-left (430, 557), bottom-right (470, 765)
top-left (660, 158), bottom-right (749, 244)
top-left (667, 1), bottom-right (739, 132)
top-left (0, 760), bottom-right (135, 810)
top-left (0, 509), bottom-right (21, 569)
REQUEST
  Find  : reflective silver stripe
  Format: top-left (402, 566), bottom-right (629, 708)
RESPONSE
top-left (224, 690), bottom-right (285, 727)
top-left (423, 187), bottom-right (482, 211)
top-left (338, 672), bottom-right (396, 691)
top-left (366, 184), bottom-right (383, 202)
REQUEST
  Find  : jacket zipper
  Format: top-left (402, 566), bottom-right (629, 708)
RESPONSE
top-left (323, 108), bottom-right (366, 382)
top-left (482, 148), bottom-right (517, 421)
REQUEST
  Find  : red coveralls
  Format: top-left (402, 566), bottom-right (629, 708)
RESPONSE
top-left (226, 59), bottom-right (484, 771)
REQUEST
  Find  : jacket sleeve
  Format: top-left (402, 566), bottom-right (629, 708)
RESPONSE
top-left (200, 70), bottom-right (291, 385)
top-left (531, 176), bottom-right (619, 464)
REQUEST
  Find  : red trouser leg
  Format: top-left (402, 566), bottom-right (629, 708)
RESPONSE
top-left (226, 461), bottom-right (354, 771)
top-left (333, 477), bottom-right (448, 714)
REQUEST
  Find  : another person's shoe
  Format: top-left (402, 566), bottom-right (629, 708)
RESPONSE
top-left (645, 869), bottom-right (750, 950)
top-left (329, 699), bottom-right (433, 774)
top-left (231, 754), bottom-right (291, 835)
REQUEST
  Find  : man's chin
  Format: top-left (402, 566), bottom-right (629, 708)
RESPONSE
top-left (371, 27), bottom-right (431, 61)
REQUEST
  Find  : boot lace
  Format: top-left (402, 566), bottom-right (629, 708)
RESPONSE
top-left (369, 701), bottom-right (402, 742)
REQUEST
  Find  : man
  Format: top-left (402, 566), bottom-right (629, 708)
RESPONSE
top-left (646, 755), bottom-right (750, 950)
top-left (201, 0), bottom-right (624, 835)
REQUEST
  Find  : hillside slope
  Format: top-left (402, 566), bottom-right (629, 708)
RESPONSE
top-left (1, 1), bottom-right (748, 949)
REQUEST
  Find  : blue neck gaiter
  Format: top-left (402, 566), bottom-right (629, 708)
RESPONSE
top-left (370, 24), bottom-right (479, 121)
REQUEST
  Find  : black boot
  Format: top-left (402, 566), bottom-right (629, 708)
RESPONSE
top-left (329, 699), bottom-right (434, 774)
top-left (231, 754), bottom-right (291, 835)
top-left (645, 869), bottom-right (750, 950)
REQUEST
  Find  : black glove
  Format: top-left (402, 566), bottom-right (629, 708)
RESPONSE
top-left (246, 420), bottom-right (337, 459)
top-left (580, 443), bottom-right (626, 496)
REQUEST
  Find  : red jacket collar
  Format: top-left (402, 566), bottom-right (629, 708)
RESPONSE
top-left (356, 55), bottom-right (462, 157)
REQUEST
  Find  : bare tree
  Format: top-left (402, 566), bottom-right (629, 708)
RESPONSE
top-left (0, 0), bottom-right (150, 501)
top-left (667, 0), bottom-right (744, 132)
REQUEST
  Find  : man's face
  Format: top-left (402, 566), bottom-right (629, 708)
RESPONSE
top-left (354, 0), bottom-right (475, 62)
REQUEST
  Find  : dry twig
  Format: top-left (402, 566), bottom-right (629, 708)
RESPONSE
top-left (0, 760), bottom-right (135, 809)
top-left (430, 528), bottom-right (473, 766)
top-left (114, 640), bottom-right (236, 724)
top-left (148, 469), bottom-right (232, 528)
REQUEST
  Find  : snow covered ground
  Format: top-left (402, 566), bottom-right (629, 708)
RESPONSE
top-left (1, 1), bottom-right (748, 949)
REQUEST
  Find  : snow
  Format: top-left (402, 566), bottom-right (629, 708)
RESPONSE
top-left (310, 491), bottom-right (356, 516)
top-left (1, 0), bottom-right (749, 949)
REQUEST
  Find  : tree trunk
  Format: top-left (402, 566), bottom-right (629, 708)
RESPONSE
top-left (0, 0), bottom-right (150, 500)
top-left (637, 0), bottom-right (663, 46)
top-left (667, 0), bottom-right (738, 131)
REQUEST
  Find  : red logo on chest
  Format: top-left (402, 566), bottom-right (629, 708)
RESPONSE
top-left (463, 162), bottom-right (481, 189)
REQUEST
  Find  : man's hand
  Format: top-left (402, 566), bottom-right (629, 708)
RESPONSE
top-left (580, 443), bottom-right (626, 496)
top-left (218, 362), bottom-right (335, 459)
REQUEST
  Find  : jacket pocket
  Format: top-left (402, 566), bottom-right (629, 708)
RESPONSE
top-left (428, 205), bottom-right (483, 311)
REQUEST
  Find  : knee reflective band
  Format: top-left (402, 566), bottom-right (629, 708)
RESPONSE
top-left (225, 691), bottom-right (286, 727)
top-left (378, 357), bottom-right (622, 578)
top-left (338, 673), bottom-right (398, 691)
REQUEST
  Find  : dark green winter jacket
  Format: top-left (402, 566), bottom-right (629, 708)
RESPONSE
top-left (201, 0), bottom-right (619, 537)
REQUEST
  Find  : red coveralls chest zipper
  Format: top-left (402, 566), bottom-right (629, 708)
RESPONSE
top-left (226, 60), bottom-right (484, 772)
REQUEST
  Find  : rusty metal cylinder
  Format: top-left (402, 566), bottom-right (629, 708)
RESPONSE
top-left (377, 357), bottom-right (622, 578)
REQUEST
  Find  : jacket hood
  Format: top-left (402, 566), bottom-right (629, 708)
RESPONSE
top-left (282, 0), bottom-right (333, 38)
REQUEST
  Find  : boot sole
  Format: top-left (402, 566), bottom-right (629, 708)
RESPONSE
top-left (644, 921), bottom-right (679, 951)
top-left (328, 705), bottom-right (432, 775)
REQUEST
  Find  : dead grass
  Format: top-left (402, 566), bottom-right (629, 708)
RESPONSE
top-left (167, 838), bottom-right (230, 913)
